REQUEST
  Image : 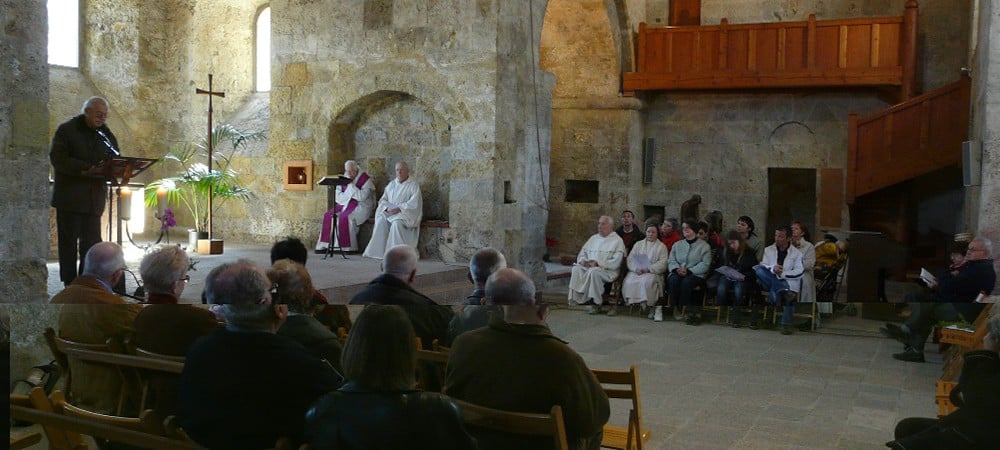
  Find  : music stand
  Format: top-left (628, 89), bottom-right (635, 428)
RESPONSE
top-left (318, 175), bottom-right (353, 260)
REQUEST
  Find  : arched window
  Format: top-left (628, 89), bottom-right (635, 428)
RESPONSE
top-left (255, 6), bottom-right (271, 92)
top-left (48, 0), bottom-right (80, 67)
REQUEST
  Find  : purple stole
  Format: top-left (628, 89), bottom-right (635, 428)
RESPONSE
top-left (321, 172), bottom-right (370, 247)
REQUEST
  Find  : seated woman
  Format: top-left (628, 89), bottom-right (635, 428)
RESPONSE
top-left (714, 230), bottom-right (759, 328)
top-left (667, 220), bottom-right (712, 325)
top-left (305, 305), bottom-right (477, 450)
top-left (621, 224), bottom-right (668, 319)
top-left (886, 313), bottom-right (1000, 449)
top-left (269, 259), bottom-right (344, 373)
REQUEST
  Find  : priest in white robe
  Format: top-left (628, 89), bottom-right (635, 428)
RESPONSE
top-left (362, 162), bottom-right (423, 259)
top-left (568, 215), bottom-right (626, 313)
top-left (622, 224), bottom-right (669, 309)
top-left (316, 160), bottom-right (375, 252)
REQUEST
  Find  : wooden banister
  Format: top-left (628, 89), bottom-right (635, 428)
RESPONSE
top-left (846, 73), bottom-right (970, 203)
top-left (623, 3), bottom-right (917, 93)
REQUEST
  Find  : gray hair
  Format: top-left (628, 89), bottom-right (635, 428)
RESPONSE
top-left (973, 236), bottom-right (993, 257)
top-left (82, 242), bottom-right (125, 279)
top-left (204, 260), bottom-right (274, 330)
top-left (485, 268), bottom-right (536, 306)
top-left (987, 313), bottom-right (1000, 350)
top-left (383, 245), bottom-right (418, 279)
top-left (345, 160), bottom-right (359, 171)
top-left (469, 248), bottom-right (506, 285)
top-left (598, 215), bottom-right (613, 226)
top-left (139, 245), bottom-right (188, 295)
top-left (81, 96), bottom-right (108, 114)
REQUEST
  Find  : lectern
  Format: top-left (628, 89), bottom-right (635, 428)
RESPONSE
top-left (83, 156), bottom-right (157, 244)
top-left (318, 175), bottom-right (353, 260)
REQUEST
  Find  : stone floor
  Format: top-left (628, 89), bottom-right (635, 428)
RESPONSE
top-left (543, 302), bottom-right (941, 449)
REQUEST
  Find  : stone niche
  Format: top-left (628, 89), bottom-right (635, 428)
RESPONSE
top-left (327, 90), bottom-right (454, 256)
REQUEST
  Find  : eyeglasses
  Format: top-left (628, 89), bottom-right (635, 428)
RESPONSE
top-left (967, 247), bottom-right (984, 253)
top-left (179, 275), bottom-right (191, 283)
top-left (270, 283), bottom-right (282, 305)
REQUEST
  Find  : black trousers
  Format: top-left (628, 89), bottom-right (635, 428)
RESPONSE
top-left (56, 209), bottom-right (102, 284)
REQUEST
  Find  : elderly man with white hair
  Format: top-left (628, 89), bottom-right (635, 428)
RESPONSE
top-left (178, 259), bottom-right (342, 450)
top-left (317, 159), bottom-right (375, 253)
top-left (52, 242), bottom-right (141, 415)
top-left (363, 162), bottom-right (423, 259)
top-left (568, 215), bottom-right (626, 314)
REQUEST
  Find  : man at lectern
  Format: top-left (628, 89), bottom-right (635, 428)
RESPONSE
top-left (316, 160), bottom-right (375, 253)
top-left (50, 96), bottom-right (119, 286)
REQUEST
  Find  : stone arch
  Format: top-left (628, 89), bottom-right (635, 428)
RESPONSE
top-left (328, 90), bottom-right (454, 221)
top-left (540, 0), bottom-right (625, 97)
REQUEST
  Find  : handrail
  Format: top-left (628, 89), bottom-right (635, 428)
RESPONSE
top-left (846, 73), bottom-right (970, 202)
top-left (624, 1), bottom-right (918, 97)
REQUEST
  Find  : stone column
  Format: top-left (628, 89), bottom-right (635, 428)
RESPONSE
top-left (971, 0), bottom-right (1000, 287)
top-left (1, 0), bottom-right (50, 303)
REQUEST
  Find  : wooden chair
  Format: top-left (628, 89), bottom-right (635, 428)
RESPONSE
top-left (415, 337), bottom-right (450, 392)
top-left (591, 364), bottom-right (648, 450)
top-left (45, 327), bottom-right (139, 415)
top-left (9, 430), bottom-right (42, 450)
top-left (10, 387), bottom-right (85, 450)
top-left (453, 399), bottom-right (569, 450)
top-left (11, 395), bottom-right (204, 449)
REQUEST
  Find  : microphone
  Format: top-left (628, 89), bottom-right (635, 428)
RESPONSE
top-left (95, 129), bottom-right (120, 156)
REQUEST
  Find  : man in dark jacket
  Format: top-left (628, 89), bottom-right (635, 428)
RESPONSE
top-left (50, 96), bottom-right (120, 286)
top-left (884, 237), bottom-right (996, 362)
top-left (350, 244), bottom-right (454, 349)
top-left (446, 268), bottom-right (610, 450)
top-left (178, 260), bottom-right (342, 450)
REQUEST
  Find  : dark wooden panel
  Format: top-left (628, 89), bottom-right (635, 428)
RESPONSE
top-left (669, 0), bottom-right (701, 26)
top-left (845, 24), bottom-right (873, 69)
top-left (819, 168), bottom-right (843, 228)
top-left (813, 26), bottom-right (841, 69)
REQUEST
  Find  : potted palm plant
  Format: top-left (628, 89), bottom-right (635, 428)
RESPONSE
top-left (145, 124), bottom-right (263, 251)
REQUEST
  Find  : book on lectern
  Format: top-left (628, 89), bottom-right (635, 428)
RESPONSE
top-left (317, 175), bottom-right (351, 186)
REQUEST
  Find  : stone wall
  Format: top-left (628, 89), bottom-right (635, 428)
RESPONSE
top-left (1, 0), bottom-right (50, 303)
top-left (264, 0), bottom-right (552, 283)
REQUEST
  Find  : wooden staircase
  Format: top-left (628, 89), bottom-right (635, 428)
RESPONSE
top-left (846, 73), bottom-right (971, 203)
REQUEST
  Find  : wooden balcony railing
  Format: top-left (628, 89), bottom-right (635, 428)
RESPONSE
top-left (847, 73), bottom-right (970, 203)
top-left (623, 1), bottom-right (918, 99)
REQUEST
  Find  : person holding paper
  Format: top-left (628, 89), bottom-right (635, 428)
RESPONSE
top-left (50, 96), bottom-right (119, 286)
top-left (622, 224), bottom-right (668, 317)
top-left (715, 230), bottom-right (760, 328)
top-left (362, 162), bottom-right (423, 259)
top-left (316, 160), bottom-right (375, 252)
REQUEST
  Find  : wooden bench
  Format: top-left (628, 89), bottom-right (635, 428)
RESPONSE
top-left (935, 303), bottom-right (994, 417)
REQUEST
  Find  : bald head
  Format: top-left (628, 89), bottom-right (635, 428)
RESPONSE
top-left (204, 259), bottom-right (270, 306)
top-left (383, 244), bottom-right (418, 282)
top-left (394, 162), bottom-right (410, 182)
top-left (82, 242), bottom-right (125, 280)
top-left (470, 248), bottom-right (506, 287)
top-left (485, 268), bottom-right (536, 306)
top-left (598, 215), bottom-right (614, 237)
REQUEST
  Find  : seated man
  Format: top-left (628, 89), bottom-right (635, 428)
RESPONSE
top-left (362, 162), bottom-right (422, 260)
top-left (887, 312), bottom-right (1000, 449)
top-left (133, 245), bottom-right (219, 415)
top-left (448, 247), bottom-right (506, 342)
top-left (51, 242), bottom-right (142, 415)
top-left (568, 215), bottom-right (626, 314)
top-left (884, 237), bottom-right (996, 363)
top-left (350, 244), bottom-right (454, 349)
top-left (446, 268), bottom-right (610, 450)
top-left (178, 260), bottom-right (343, 450)
top-left (316, 160), bottom-right (375, 252)
top-left (615, 210), bottom-right (643, 253)
top-left (754, 225), bottom-right (804, 335)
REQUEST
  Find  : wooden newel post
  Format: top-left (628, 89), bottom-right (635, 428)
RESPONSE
top-left (901, 1), bottom-right (919, 101)
top-left (196, 74), bottom-right (226, 241)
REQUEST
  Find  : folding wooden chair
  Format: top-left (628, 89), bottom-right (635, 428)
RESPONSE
top-left (591, 364), bottom-right (648, 450)
top-left (10, 387), bottom-right (85, 450)
top-left (453, 399), bottom-right (569, 450)
top-left (46, 327), bottom-right (139, 415)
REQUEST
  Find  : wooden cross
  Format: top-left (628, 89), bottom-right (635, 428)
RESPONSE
top-left (196, 74), bottom-right (225, 239)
